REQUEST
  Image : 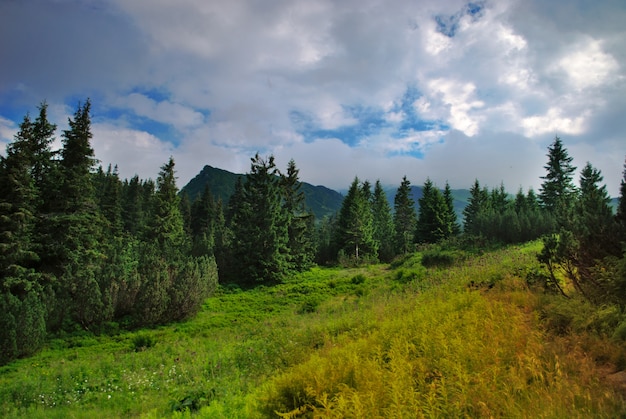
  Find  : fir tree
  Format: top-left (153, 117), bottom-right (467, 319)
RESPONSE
top-left (443, 182), bottom-right (460, 237)
top-left (393, 176), bottom-right (417, 254)
top-left (415, 178), bottom-right (448, 244)
top-left (463, 179), bottom-right (490, 235)
top-left (230, 154), bottom-right (289, 284)
top-left (372, 180), bottom-right (395, 262)
top-left (539, 136), bottom-right (577, 225)
top-left (48, 100), bottom-right (106, 330)
top-left (281, 159), bottom-right (314, 271)
top-left (0, 114), bottom-right (47, 362)
top-left (335, 177), bottom-right (377, 262)
top-left (617, 157), bottom-right (626, 237)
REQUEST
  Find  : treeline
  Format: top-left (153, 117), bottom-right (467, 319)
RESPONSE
top-left (2, 100), bottom-right (625, 365)
top-left (0, 102), bottom-right (218, 364)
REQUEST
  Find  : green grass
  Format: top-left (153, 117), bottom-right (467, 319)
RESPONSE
top-left (1, 241), bottom-right (625, 418)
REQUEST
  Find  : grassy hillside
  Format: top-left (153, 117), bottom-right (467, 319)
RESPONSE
top-left (1, 242), bottom-right (625, 418)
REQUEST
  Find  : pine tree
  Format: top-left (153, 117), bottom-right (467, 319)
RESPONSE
top-left (393, 176), bottom-right (417, 254)
top-left (149, 157), bottom-right (187, 254)
top-left (47, 100), bottom-right (106, 330)
top-left (443, 182), bottom-right (460, 237)
top-left (539, 136), bottom-right (577, 226)
top-left (0, 114), bottom-right (47, 362)
top-left (335, 177), bottom-right (377, 262)
top-left (281, 159), bottom-right (314, 271)
top-left (617, 157), bottom-right (626, 237)
top-left (230, 154), bottom-right (289, 284)
top-left (573, 163), bottom-right (620, 293)
top-left (463, 179), bottom-right (490, 236)
top-left (372, 180), bottom-right (395, 262)
top-left (190, 185), bottom-right (216, 257)
top-left (415, 178), bottom-right (448, 244)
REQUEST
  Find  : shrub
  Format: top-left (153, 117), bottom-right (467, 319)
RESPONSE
top-left (132, 333), bottom-right (156, 352)
top-left (421, 250), bottom-right (456, 268)
top-left (351, 274), bottom-right (366, 285)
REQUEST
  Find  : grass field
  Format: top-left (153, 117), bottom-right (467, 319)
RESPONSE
top-left (1, 241), bottom-right (625, 418)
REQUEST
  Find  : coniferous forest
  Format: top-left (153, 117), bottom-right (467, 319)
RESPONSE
top-left (1, 101), bottom-right (626, 416)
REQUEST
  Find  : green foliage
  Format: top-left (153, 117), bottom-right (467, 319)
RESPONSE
top-left (335, 177), bottom-right (377, 262)
top-left (393, 176), bottom-right (417, 255)
top-left (229, 154), bottom-right (290, 284)
top-left (371, 180), bottom-right (395, 262)
top-left (132, 333), bottom-right (157, 352)
top-left (416, 178), bottom-right (450, 244)
top-left (539, 136), bottom-right (577, 224)
top-left (420, 249), bottom-right (457, 268)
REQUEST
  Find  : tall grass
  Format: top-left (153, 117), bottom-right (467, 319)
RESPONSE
top-left (0, 242), bottom-right (624, 418)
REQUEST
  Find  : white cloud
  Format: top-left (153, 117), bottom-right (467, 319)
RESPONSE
top-left (2, 0), bottom-right (625, 197)
top-left (117, 93), bottom-right (205, 129)
top-left (553, 38), bottom-right (619, 91)
top-left (426, 79), bottom-right (484, 136)
top-left (522, 107), bottom-right (589, 137)
top-left (0, 117), bottom-right (17, 149)
top-left (91, 123), bottom-right (175, 180)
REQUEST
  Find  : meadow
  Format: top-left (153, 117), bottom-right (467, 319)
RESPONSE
top-left (1, 241), bottom-right (625, 418)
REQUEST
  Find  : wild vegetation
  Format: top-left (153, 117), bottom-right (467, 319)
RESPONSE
top-left (1, 101), bottom-right (626, 417)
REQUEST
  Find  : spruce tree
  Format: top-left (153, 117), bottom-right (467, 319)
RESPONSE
top-left (0, 114), bottom-right (47, 362)
top-left (463, 179), bottom-right (490, 236)
top-left (443, 181), bottom-right (460, 237)
top-left (335, 177), bottom-right (377, 262)
top-left (393, 176), bottom-right (417, 254)
top-left (48, 100), bottom-right (106, 330)
top-left (539, 136), bottom-right (577, 225)
top-left (617, 157), bottom-right (626, 236)
top-left (372, 180), bottom-right (395, 262)
top-left (573, 163), bottom-right (620, 293)
top-left (415, 178), bottom-right (448, 244)
top-left (230, 154), bottom-right (289, 284)
top-left (281, 159), bottom-right (314, 271)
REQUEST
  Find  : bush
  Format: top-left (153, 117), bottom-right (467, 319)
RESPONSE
top-left (351, 274), bottom-right (366, 285)
top-left (421, 250), bottom-right (456, 268)
top-left (132, 333), bottom-right (156, 352)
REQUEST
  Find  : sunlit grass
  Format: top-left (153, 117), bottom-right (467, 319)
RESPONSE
top-left (1, 241), bottom-right (624, 418)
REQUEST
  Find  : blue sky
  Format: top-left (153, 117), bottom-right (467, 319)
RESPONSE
top-left (1, 0), bottom-right (625, 195)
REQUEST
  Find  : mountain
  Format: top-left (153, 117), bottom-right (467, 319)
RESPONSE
top-left (180, 165), bottom-right (344, 220)
top-left (181, 166), bottom-right (477, 222)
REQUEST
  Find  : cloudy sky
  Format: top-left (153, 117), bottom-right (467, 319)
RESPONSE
top-left (1, 0), bottom-right (625, 195)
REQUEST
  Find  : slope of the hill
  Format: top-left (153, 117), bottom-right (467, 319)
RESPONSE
top-left (1, 242), bottom-right (625, 418)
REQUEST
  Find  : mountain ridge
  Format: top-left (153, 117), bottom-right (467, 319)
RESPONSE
top-left (180, 165), bottom-right (475, 221)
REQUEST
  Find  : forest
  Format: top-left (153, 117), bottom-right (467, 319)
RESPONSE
top-left (1, 101), bottom-right (626, 416)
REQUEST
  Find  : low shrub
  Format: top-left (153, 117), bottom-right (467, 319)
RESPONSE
top-left (421, 250), bottom-right (456, 268)
top-left (132, 333), bottom-right (156, 352)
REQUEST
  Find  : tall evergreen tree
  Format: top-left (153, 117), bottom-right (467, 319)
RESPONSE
top-left (573, 163), bottom-right (620, 292)
top-left (335, 177), bottom-right (377, 262)
top-left (539, 136), bottom-right (577, 225)
top-left (415, 178), bottom-right (448, 244)
top-left (372, 180), bottom-right (395, 262)
top-left (281, 159), bottom-right (314, 271)
top-left (47, 100), bottom-right (106, 329)
top-left (0, 114), bottom-right (47, 362)
top-left (393, 176), bottom-right (417, 254)
top-left (463, 179), bottom-right (490, 235)
top-left (230, 154), bottom-right (289, 284)
top-left (617, 157), bottom-right (626, 236)
top-left (149, 157), bottom-right (187, 254)
top-left (443, 181), bottom-right (460, 237)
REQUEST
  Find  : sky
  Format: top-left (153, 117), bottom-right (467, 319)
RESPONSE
top-left (1, 0), bottom-right (625, 196)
